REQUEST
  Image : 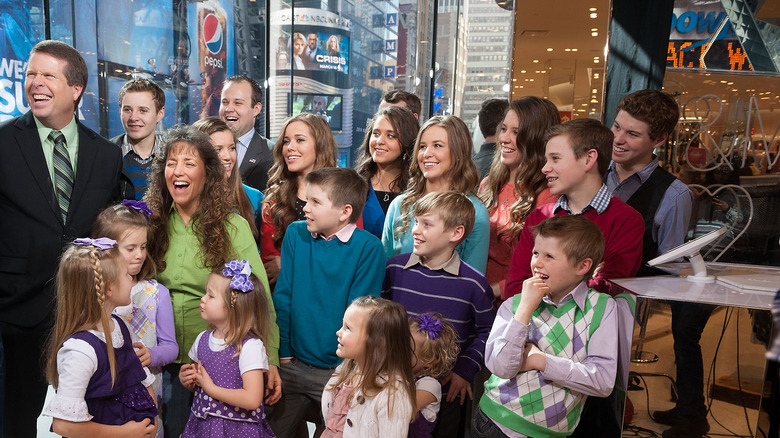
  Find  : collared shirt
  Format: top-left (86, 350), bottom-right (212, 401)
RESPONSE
top-left (311, 223), bottom-right (357, 243)
top-left (237, 128), bottom-right (255, 166)
top-left (553, 184), bottom-right (612, 215)
top-left (485, 281), bottom-right (618, 438)
top-left (605, 159), bottom-right (693, 254)
top-left (120, 133), bottom-right (164, 164)
top-left (403, 251), bottom-right (461, 275)
top-left (34, 115), bottom-right (79, 183)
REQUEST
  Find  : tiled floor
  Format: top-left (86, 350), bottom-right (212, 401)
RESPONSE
top-left (622, 300), bottom-right (770, 438)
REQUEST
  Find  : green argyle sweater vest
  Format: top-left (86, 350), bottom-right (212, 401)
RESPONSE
top-left (480, 289), bottom-right (609, 438)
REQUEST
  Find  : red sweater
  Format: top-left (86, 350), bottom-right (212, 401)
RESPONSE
top-left (504, 197), bottom-right (644, 299)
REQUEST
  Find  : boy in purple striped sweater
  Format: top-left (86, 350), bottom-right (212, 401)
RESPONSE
top-left (383, 191), bottom-right (496, 438)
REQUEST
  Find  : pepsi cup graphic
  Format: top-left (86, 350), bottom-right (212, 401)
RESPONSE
top-left (198, 1), bottom-right (227, 118)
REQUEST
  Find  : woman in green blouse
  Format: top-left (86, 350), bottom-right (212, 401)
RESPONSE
top-left (145, 126), bottom-right (280, 437)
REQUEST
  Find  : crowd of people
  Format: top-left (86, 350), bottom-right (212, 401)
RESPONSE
top-left (0, 39), bottom-right (708, 438)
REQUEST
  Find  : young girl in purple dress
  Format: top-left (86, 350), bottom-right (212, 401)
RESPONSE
top-left (179, 259), bottom-right (275, 437)
top-left (408, 313), bottom-right (458, 438)
top-left (92, 200), bottom-right (178, 438)
top-left (43, 238), bottom-right (158, 437)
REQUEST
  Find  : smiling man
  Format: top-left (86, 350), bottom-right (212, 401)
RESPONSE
top-left (0, 40), bottom-right (122, 437)
top-left (219, 75), bottom-right (274, 191)
top-left (112, 78), bottom-right (165, 200)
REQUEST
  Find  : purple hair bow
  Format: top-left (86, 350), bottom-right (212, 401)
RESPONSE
top-left (222, 259), bottom-right (254, 293)
top-left (122, 199), bottom-right (153, 220)
top-left (73, 237), bottom-right (117, 250)
top-left (417, 314), bottom-right (443, 340)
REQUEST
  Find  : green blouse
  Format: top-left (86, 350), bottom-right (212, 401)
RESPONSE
top-left (158, 207), bottom-right (279, 365)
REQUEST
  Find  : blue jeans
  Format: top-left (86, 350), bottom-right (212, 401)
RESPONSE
top-left (670, 301), bottom-right (715, 420)
top-left (471, 406), bottom-right (509, 438)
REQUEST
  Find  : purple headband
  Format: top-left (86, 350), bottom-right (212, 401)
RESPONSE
top-left (222, 259), bottom-right (254, 293)
top-left (417, 314), bottom-right (443, 340)
top-left (73, 237), bottom-right (117, 250)
top-left (122, 199), bottom-right (153, 220)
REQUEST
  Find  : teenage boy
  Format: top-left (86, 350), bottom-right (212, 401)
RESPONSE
top-left (504, 118), bottom-right (644, 299)
top-left (608, 89), bottom-right (693, 272)
top-left (475, 215), bottom-right (618, 438)
top-left (269, 167), bottom-right (385, 435)
top-left (113, 78), bottom-right (165, 200)
top-left (609, 91), bottom-right (704, 438)
top-left (378, 89), bottom-right (422, 119)
top-left (383, 191), bottom-right (496, 438)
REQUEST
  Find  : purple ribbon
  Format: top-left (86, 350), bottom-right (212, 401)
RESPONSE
top-left (222, 259), bottom-right (254, 293)
top-left (417, 313), bottom-right (443, 340)
top-left (122, 199), bottom-right (153, 220)
top-left (73, 237), bottom-right (117, 250)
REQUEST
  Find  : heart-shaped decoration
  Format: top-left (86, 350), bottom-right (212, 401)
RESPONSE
top-left (687, 183), bottom-right (753, 262)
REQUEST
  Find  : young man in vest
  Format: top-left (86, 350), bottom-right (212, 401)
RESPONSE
top-left (608, 90), bottom-right (708, 438)
top-left (476, 215), bottom-right (617, 437)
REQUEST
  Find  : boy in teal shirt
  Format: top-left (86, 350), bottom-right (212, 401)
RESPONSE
top-left (269, 167), bottom-right (385, 436)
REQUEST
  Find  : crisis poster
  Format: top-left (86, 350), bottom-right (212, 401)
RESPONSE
top-left (188, 0), bottom-right (234, 121)
top-left (0, 0), bottom-right (44, 122)
top-left (271, 8), bottom-right (351, 76)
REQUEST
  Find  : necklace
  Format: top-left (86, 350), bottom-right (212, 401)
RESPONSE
top-left (383, 192), bottom-right (390, 202)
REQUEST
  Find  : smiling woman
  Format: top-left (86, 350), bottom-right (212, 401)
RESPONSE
top-left (143, 125), bottom-right (280, 438)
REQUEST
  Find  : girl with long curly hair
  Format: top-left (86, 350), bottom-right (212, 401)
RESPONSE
top-left (354, 106), bottom-right (419, 238)
top-left (381, 115), bottom-right (490, 273)
top-left (260, 113), bottom-right (337, 285)
top-left (477, 97), bottom-right (560, 300)
top-left (144, 126), bottom-right (279, 438)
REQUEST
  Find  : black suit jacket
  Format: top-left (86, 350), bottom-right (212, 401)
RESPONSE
top-left (0, 112), bottom-right (123, 326)
top-left (239, 130), bottom-right (275, 192)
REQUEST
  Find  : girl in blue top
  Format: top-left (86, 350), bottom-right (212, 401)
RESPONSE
top-left (381, 115), bottom-right (490, 273)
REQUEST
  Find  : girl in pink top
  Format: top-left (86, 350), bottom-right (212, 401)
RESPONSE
top-left (478, 97), bottom-right (561, 300)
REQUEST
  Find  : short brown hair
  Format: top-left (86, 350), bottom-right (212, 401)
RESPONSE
top-left (304, 167), bottom-right (368, 223)
top-left (118, 78), bottom-right (165, 113)
top-left (224, 75), bottom-right (263, 107)
top-left (413, 191), bottom-right (475, 245)
top-left (30, 40), bottom-right (87, 109)
top-left (545, 118), bottom-right (613, 176)
top-left (380, 90), bottom-right (422, 117)
top-left (532, 215), bottom-right (605, 281)
top-left (616, 89), bottom-right (679, 140)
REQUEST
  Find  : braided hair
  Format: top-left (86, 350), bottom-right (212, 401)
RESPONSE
top-left (46, 243), bottom-right (124, 388)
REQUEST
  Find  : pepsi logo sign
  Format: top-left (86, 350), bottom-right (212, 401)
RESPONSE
top-left (203, 13), bottom-right (223, 54)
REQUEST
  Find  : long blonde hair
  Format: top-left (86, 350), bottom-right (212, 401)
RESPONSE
top-left (263, 113), bottom-right (337, 248)
top-left (46, 243), bottom-right (124, 388)
top-left (327, 297), bottom-right (416, 421)
top-left (395, 115), bottom-right (478, 239)
top-left (478, 97), bottom-right (560, 244)
top-left (207, 270), bottom-right (270, 357)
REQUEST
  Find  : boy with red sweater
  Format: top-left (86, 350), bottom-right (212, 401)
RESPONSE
top-left (504, 118), bottom-right (644, 299)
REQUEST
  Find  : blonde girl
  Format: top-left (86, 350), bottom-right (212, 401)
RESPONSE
top-left (91, 200), bottom-right (178, 438)
top-left (478, 97), bottom-right (560, 300)
top-left (179, 259), bottom-right (275, 437)
top-left (408, 313), bottom-right (458, 438)
top-left (381, 115), bottom-right (490, 274)
top-left (43, 238), bottom-right (158, 437)
top-left (260, 113), bottom-right (337, 284)
top-left (322, 296), bottom-right (416, 438)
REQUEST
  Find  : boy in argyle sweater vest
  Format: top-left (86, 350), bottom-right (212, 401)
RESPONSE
top-left (474, 216), bottom-right (618, 438)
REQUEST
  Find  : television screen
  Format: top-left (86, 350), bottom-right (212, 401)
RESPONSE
top-left (288, 93), bottom-right (343, 131)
